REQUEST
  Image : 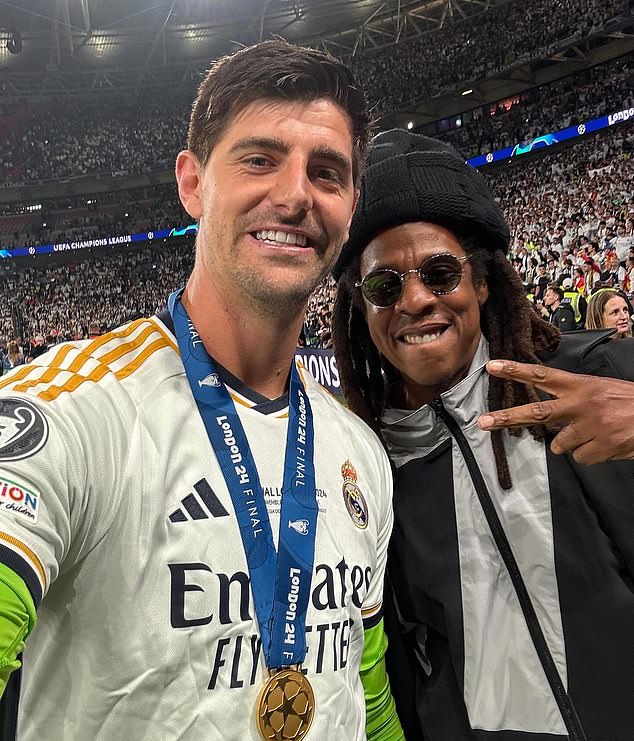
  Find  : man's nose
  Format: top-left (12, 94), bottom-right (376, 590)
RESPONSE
top-left (268, 159), bottom-right (314, 216)
top-left (393, 272), bottom-right (438, 314)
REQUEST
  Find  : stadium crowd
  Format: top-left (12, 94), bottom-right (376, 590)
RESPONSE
top-left (0, 0), bottom-right (628, 184)
top-left (0, 183), bottom-right (187, 250)
top-left (2, 53), bottom-right (631, 253)
top-left (351, 0), bottom-right (628, 115)
top-left (0, 242), bottom-right (194, 366)
top-left (1, 121), bottom-right (632, 366)
top-left (1, 99), bottom-right (189, 184)
top-left (437, 54), bottom-right (633, 157)
top-left (1, 7), bottom-right (633, 365)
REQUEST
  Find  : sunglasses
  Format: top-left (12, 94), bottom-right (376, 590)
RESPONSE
top-left (356, 253), bottom-right (470, 308)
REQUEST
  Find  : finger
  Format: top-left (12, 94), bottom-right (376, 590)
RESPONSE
top-left (570, 440), bottom-right (615, 466)
top-left (549, 423), bottom-right (592, 456)
top-left (485, 360), bottom-right (584, 397)
top-left (478, 398), bottom-right (573, 430)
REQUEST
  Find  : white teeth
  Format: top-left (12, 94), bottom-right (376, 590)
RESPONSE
top-left (402, 331), bottom-right (442, 344)
top-left (255, 230), bottom-right (307, 247)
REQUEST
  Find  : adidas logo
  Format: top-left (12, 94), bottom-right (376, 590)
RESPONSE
top-left (169, 478), bottom-right (229, 523)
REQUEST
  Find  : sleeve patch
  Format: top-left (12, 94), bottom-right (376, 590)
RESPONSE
top-left (0, 477), bottom-right (40, 524)
top-left (0, 398), bottom-right (49, 462)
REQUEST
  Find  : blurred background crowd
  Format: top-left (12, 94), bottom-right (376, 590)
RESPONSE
top-left (1, 0), bottom-right (633, 370)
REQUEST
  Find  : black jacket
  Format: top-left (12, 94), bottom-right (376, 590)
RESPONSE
top-left (548, 303), bottom-right (576, 332)
top-left (385, 331), bottom-right (634, 741)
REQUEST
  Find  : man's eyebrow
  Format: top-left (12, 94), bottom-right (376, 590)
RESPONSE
top-left (228, 137), bottom-right (289, 156)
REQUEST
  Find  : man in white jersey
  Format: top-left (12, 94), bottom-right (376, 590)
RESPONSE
top-left (0, 41), bottom-right (403, 741)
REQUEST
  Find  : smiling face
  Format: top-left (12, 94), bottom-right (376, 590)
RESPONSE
top-left (360, 222), bottom-right (488, 409)
top-left (603, 295), bottom-right (632, 337)
top-left (176, 98), bottom-right (358, 316)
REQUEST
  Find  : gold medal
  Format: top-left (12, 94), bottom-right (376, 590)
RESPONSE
top-left (256, 668), bottom-right (315, 740)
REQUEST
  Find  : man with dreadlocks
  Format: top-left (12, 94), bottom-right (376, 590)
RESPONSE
top-left (331, 129), bottom-right (634, 741)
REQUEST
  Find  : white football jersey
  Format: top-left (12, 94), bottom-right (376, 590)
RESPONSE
top-left (0, 314), bottom-right (392, 741)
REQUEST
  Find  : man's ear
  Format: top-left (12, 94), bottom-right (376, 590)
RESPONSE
top-left (476, 279), bottom-right (489, 308)
top-left (175, 150), bottom-right (203, 220)
top-left (341, 188), bottom-right (360, 245)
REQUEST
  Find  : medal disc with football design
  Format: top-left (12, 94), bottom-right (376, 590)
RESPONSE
top-left (256, 668), bottom-right (315, 740)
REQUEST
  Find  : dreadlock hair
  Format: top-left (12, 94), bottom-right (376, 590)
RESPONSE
top-left (332, 232), bottom-right (561, 490)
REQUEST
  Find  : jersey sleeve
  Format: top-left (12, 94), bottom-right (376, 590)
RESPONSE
top-left (362, 444), bottom-right (393, 630)
top-left (0, 563), bottom-right (36, 696)
top-left (0, 368), bottom-right (128, 608)
top-left (359, 440), bottom-right (402, 739)
top-left (360, 619), bottom-right (404, 740)
top-left (358, 432), bottom-right (402, 738)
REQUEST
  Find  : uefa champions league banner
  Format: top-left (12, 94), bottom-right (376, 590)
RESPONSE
top-left (466, 104), bottom-right (634, 168)
top-left (295, 348), bottom-right (342, 397)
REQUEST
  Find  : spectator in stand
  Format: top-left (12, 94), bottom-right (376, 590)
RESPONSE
top-left (580, 255), bottom-right (601, 297)
top-left (533, 263), bottom-right (551, 301)
top-left (599, 251), bottom-right (625, 288)
top-left (622, 255), bottom-right (634, 294)
top-left (572, 266), bottom-right (585, 293)
top-left (560, 277), bottom-right (587, 328)
top-left (614, 223), bottom-right (634, 264)
top-left (28, 335), bottom-right (48, 361)
top-left (88, 322), bottom-right (102, 338)
top-left (543, 284), bottom-right (576, 331)
top-left (586, 288), bottom-right (633, 338)
top-left (1, 340), bottom-right (24, 373)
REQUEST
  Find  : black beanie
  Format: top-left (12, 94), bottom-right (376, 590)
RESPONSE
top-left (332, 129), bottom-right (510, 280)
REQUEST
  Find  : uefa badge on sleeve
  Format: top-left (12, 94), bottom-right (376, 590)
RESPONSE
top-left (0, 398), bottom-right (49, 461)
top-left (341, 460), bottom-right (368, 529)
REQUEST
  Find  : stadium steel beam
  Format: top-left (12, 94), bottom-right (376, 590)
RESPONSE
top-left (62, 0), bottom-right (75, 57)
top-left (73, 0), bottom-right (93, 53)
top-left (80, 0), bottom-right (91, 34)
top-left (1, 1), bottom-right (631, 99)
top-left (134, 0), bottom-right (177, 90)
top-left (49, 0), bottom-right (62, 69)
top-left (402, 15), bottom-right (426, 38)
top-left (259, 0), bottom-right (274, 42)
top-left (439, 0), bottom-right (466, 27)
top-left (395, 0), bottom-right (404, 42)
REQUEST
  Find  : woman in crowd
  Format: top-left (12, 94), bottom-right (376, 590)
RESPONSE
top-left (1, 340), bottom-right (24, 373)
top-left (586, 288), bottom-right (633, 338)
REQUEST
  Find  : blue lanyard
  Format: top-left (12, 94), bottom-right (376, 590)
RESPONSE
top-left (168, 290), bottom-right (318, 668)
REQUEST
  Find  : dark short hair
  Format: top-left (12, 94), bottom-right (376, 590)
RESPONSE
top-left (187, 39), bottom-right (371, 182)
top-left (546, 285), bottom-right (564, 301)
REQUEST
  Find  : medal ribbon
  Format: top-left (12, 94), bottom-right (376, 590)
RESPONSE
top-left (168, 290), bottom-right (317, 668)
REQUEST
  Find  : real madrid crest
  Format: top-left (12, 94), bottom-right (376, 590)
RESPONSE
top-left (341, 460), bottom-right (368, 529)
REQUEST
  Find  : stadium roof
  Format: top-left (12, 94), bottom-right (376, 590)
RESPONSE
top-left (1, 1), bottom-right (631, 125)
top-left (0, 0), bottom-right (493, 94)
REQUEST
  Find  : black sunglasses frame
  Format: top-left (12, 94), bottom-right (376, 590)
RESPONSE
top-left (356, 253), bottom-right (470, 308)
